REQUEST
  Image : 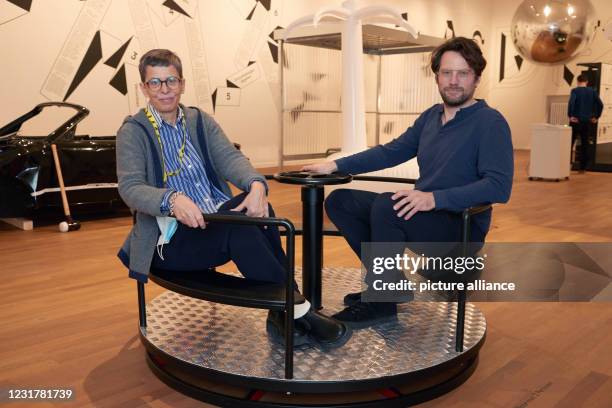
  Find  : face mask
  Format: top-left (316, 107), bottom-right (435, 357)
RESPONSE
top-left (156, 216), bottom-right (178, 260)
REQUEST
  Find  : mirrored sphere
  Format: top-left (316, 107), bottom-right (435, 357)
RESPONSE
top-left (511, 0), bottom-right (597, 64)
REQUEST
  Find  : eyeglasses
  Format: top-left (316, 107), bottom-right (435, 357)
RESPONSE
top-left (144, 76), bottom-right (182, 91)
top-left (438, 69), bottom-right (474, 80)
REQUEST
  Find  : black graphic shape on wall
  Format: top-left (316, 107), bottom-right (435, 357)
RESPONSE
top-left (212, 89), bottom-right (217, 113)
top-left (303, 91), bottom-right (319, 103)
top-left (291, 101), bottom-right (304, 122)
top-left (563, 65), bottom-right (574, 86)
top-left (291, 91), bottom-right (320, 122)
top-left (514, 55), bottom-right (523, 71)
top-left (258, 0), bottom-right (271, 11)
top-left (310, 73), bottom-right (327, 82)
top-left (162, 0), bottom-right (191, 18)
top-left (0, 0), bottom-right (30, 26)
top-left (226, 80), bottom-right (239, 88)
top-left (499, 33), bottom-right (506, 82)
top-left (445, 20), bottom-right (455, 39)
top-left (7, 0), bottom-right (32, 12)
top-left (248, 60), bottom-right (256, 66)
top-left (269, 26), bottom-right (283, 41)
top-left (401, 12), bottom-right (408, 21)
top-left (246, 3), bottom-right (257, 20)
top-left (383, 121), bottom-right (394, 135)
top-left (64, 30), bottom-right (103, 101)
top-left (472, 30), bottom-right (484, 44)
top-left (268, 41), bottom-right (278, 64)
top-left (282, 47), bottom-right (289, 69)
top-left (109, 64), bottom-right (127, 95)
top-left (104, 37), bottom-right (133, 68)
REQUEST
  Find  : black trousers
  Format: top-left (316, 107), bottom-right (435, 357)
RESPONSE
top-left (152, 192), bottom-right (288, 283)
top-left (325, 189), bottom-right (487, 286)
top-left (571, 120), bottom-right (596, 170)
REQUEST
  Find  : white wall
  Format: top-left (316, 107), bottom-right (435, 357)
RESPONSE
top-left (0, 0), bottom-right (490, 167)
top-left (2, 0), bottom-right (610, 164)
top-left (486, 0), bottom-right (612, 148)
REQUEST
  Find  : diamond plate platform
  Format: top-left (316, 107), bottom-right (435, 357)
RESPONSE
top-left (142, 266), bottom-right (486, 386)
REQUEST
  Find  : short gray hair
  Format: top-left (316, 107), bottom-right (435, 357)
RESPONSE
top-left (138, 49), bottom-right (183, 82)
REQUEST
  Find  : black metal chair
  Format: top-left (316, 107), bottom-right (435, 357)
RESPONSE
top-left (266, 173), bottom-right (491, 353)
top-left (136, 213), bottom-right (304, 380)
top-left (347, 175), bottom-right (491, 352)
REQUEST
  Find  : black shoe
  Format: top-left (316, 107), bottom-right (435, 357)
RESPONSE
top-left (343, 291), bottom-right (364, 306)
top-left (344, 289), bottom-right (413, 305)
top-left (266, 310), bottom-right (310, 347)
top-left (301, 309), bottom-right (352, 348)
top-left (332, 302), bottom-right (397, 329)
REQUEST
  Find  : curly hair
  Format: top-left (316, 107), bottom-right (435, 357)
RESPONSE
top-left (430, 37), bottom-right (487, 78)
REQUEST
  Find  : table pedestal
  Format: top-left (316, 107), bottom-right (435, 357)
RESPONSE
top-left (301, 186), bottom-right (324, 309)
top-left (273, 171), bottom-right (353, 309)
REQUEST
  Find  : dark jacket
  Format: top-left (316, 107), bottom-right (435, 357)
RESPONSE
top-left (568, 86), bottom-right (603, 122)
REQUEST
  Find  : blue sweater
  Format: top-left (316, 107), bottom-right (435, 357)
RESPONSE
top-left (568, 86), bottom-right (603, 122)
top-left (335, 100), bottom-right (514, 233)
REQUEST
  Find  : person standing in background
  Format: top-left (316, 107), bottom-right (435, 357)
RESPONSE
top-left (568, 74), bottom-right (603, 173)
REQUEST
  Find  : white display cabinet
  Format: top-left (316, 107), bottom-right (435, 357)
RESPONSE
top-left (529, 124), bottom-right (572, 181)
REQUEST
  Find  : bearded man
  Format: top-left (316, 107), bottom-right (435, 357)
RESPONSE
top-left (303, 37), bottom-right (514, 328)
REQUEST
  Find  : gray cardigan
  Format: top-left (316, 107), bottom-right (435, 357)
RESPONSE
top-left (116, 105), bottom-right (266, 282)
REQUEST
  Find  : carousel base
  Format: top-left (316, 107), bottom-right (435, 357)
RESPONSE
top-left (140, 267), bottom-right (487, 407)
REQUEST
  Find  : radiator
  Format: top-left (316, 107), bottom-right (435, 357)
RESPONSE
top-left (549, 102), bottom-right (568, 125)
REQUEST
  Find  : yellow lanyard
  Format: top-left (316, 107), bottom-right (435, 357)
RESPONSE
top-left (144, 107), bottom-right (187, 183)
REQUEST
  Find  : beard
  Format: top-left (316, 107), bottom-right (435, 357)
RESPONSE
top-left (440, 86), bottom-right (475, 107)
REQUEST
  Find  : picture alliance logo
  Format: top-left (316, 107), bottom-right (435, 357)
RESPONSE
top-left (371, 253), bottom-right (488, 275)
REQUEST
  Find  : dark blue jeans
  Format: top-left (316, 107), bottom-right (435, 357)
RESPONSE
top-left (325, 189), bottom-right (487, 286)
top-left (152, 192), bottom-right (288, 283)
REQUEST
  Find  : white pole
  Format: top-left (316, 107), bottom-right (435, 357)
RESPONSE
top-left (341, 1), bottom-right (367, 153)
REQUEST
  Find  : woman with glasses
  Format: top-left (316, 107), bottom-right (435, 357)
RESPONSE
top-left (116, 49), bottom-right (351, 348)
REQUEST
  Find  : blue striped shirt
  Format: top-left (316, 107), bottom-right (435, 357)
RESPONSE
top-left (149, 104), bottom-right (230, 214)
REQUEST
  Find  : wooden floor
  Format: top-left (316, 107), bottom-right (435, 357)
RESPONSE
top-left (1, 150), bottom-right (611, 407)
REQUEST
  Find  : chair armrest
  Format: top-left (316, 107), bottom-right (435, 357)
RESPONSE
top-left (463, 204), bottom-right (492, 218)
top-left (202, 213), bottom-right (296, 281)
top-left (203, 213), bottom-right (295, 234)
top-left (459, 204), bottom-right (492, 253)
top-left (265, 174), bottom-right (419, 185)
top-left (351, 175), bottom-right (417, 184)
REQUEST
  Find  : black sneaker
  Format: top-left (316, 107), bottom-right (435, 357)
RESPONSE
top-left (331, 302), bottom-right (397, 329)
top-left (344, 290), bottom-right (414, 305)
top-left (343, 291), bottom-right (364, 306)
top-left (266, 310), bottom-right (311, 346)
